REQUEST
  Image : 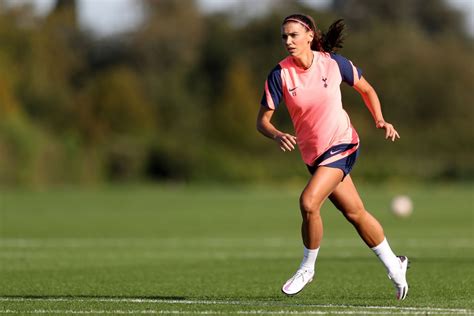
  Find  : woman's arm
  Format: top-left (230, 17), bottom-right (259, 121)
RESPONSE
top-left (354, 77), bottom-right (400, 141)
top-left (257, 105), bottom-right (297, 152)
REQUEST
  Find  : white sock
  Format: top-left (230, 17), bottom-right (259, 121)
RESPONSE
top-left (371, 238), bottom-right (400, 275)
top-left (299, 246), bottom-right (319, 271)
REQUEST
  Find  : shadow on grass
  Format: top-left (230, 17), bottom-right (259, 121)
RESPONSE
top-left (0, 294), bottom-right (188, 300)
top-left (0, 293), bottom-right (387, 303)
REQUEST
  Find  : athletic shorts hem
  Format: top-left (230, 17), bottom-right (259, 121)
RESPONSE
top-left (306, 143), bottom-right (360, 180)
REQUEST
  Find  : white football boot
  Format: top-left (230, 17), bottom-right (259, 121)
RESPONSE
top-left (281, 268), bottom-right (314, 296)
top-left (388, 256), bottom-right (409, 300)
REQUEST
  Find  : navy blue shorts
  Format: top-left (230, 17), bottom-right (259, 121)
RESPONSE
top-left (306, 143), bottom-right (359, 179)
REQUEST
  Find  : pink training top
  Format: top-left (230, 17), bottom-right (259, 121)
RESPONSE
top-left (261, 51), bottom-right (362, 166)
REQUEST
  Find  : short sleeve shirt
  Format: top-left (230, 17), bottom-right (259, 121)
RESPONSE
top-left (261, 51), bottom-right (362, 165)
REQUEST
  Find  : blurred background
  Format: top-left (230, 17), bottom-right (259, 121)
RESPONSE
top-left (0, 0), bottom-right (472, 188)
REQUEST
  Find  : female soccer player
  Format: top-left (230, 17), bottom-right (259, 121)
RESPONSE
top-left (257, 14), bottom-right (409, 300)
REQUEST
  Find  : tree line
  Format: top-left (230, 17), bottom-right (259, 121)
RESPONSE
top-left (0, 0), bottom-right (472, 187)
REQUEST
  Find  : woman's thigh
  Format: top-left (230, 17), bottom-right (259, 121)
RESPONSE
top-left (328, 175), bottom-right (365, 215)
top-left (301, 166), bottom-right (344, 210)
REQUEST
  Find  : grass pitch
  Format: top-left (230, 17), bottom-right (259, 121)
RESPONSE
top-left (0, 182), bottom-right (472, 315)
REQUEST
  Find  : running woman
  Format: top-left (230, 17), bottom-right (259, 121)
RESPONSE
top-left (257, 14), bottom-right (409, 300)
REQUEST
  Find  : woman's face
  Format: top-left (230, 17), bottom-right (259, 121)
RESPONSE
top-left (281, 22), bottom-right (313, 57)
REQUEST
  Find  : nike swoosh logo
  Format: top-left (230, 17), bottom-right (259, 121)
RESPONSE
top-left (289, 87), bottom-right (298, 92)
top-left (330, 149), bottom-right (342, 155)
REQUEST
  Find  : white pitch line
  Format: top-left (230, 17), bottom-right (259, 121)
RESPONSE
top-left (0, 310), bottom-right (220, 315)
top-left (0, 251), bottom-right (306, 260)
top-left (0, 237), bottom-right (472, 249)
top-left (235, 311), bottom-right (471, 315)
top-left (0, 310), bottom-right (471, 315)
top-left (0, 297), bottom-right (470, 314)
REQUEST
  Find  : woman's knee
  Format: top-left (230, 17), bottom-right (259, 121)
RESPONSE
top-left (299, 193), bottom-right (322, 218)
top-left (343, 203), bottom-right (367, 223)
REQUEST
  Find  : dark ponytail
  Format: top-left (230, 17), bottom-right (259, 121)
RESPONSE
top-left (283, 14), bottom-right (346, 53)
top-left (321, 19), bottom-right (345, 53)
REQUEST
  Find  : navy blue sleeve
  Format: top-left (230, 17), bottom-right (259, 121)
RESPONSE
top-left (260, 64), bottom-right (283, 109)
top-left (330, 53), bottom-right (362, 86)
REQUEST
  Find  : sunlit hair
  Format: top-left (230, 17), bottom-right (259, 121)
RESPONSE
top-left (282, 14), bottom-right (345, 53)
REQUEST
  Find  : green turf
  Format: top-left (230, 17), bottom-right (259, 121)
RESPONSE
top-left (0, 183), bottom-right (473, 315)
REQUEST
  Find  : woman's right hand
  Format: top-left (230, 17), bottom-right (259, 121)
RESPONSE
top-left (274, 133), bottom-right (297, 152)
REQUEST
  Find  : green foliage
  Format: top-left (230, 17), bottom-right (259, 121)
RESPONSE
top-left (78, 66), bottom-right (155, 142)
top-left (333, 0), bottom-right (465, 37)
top-left (0, 115), bottom-right (41, 185)
top-left (0, 0), bottom-right (472, 186)
top-left (213, 59), bottom-right (260, 148)
top-left (0, 115), bottom-right (104, 186)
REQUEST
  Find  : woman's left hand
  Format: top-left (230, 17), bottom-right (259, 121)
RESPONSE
top-left (376, 120), bottom-right (400, 142)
